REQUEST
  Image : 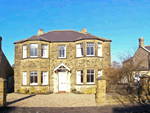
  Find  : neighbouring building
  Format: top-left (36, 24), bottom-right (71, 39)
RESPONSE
top-left (14, 28), bottom-right (111, 93)
top-left (0, 36), bottom-right (14, 92)
top-left (123, 37), bottom-right (150, 83)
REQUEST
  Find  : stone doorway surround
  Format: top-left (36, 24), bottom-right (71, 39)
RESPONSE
top-left (53, 63), bottom-right (71, 93)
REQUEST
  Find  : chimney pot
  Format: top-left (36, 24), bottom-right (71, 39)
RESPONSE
top-left (81, 28), bottom-right (87, 34)
top-left (38, 29), bottom-right (44, 35)
top-left (139, 37), bottom-right (145, 48)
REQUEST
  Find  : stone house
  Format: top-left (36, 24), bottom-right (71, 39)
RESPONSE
top-left (123, 37), bottom-right (150, 83)
top-left (14, 28), bottom-right (111, 93)
top-left (0, 36), bottom-right (14, 92)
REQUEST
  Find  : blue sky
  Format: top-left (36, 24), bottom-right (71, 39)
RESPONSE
top-left (0, 0), bottom-right (150, 66)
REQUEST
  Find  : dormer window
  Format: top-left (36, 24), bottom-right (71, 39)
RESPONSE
top-left (30, 44), bottom-right (38, 57)
top-left (86, 42), bottom-right (95, 56)
top-left (58, 45), bottom-right (66, 58)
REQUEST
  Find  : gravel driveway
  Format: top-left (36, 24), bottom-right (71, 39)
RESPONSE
top-left (6, 93), bottom-right (97, 107)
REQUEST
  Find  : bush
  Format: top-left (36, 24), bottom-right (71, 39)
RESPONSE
top-left (71, 88), bottom-right (76, 93)
top-left (29, 87), bottom-right (36, 94)
top-left (19, 88), bottom-right (28, 94)
top-left (84, 87), bottom-right (97, 94)
top-left (41, 88), bottom-right (48, 94)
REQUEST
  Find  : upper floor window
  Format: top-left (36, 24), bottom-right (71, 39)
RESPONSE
top-left (76, 43), bottom-right (83, 57)
top-left (30, 71), bottom-right (38, 85)
top-left (41, 72), bottom-right (48, 85)
top-left (86, 42), bottom-right (94, 56)
top-left (87, 70), bottom-right (95, 84)
top-left (41, 44), bottom-right (48, 58)
top-left (30, 44), bottom-right (38, 57)
top-left (22, 72), bottom-right (27, 85)
top-left (98, 43), bottom-right (102, 57)
top-left (58, 45), bottom-right (66, 58)
top-left (23, 45), bottom-right (27, 58)
top-left (76, 70), bottom-right (83, 84)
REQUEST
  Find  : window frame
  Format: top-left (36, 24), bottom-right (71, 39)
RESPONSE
top-left (86, 70), bottom-right (95, 84)
top-left (41, 44), bottom-right (48, 58)
top-left (30, 44), bottom-right (38, 58)
top-left (76, 70), bottom-right (83, 84)
top-left (58, 45), bottom-right (66, 58)
top-left (86, 42), bottom-right (95, 56)
top-left (76, 43), bottom-right (83, 57)
top-left (30, 71), bottom-right (38, 85)
top-left (22, 72), bottom-right (27, 85)
top-left (41, 71), bottom-right (48, 85)
top-left (23, 45), bottom-right (27, 58)
top-left (98, 43), bottom-right (102, 57)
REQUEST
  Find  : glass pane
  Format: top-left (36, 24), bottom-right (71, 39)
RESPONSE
top-left (81, 70), bottom-right (83, 74)
top-left (91, 75), bottom-right (94, 82)
top-left (91, 47), bottom-right (94, 55)
top-left (35, 48), bottom-right (38, 56)
top-left (41, 49), bottom-right (43, 56)
top-left (87, 70), bottom-right (90, 74)
top-left (81, 48), bottom-right (83, 55)
top-left (91, 70), bottom-right (94, 73)
top-left (41, 75), bottom-right (43, 84)
top-left (63, 50), bottom-right (65, 57)
top-left (87, 47), bottom-right (90, 55)
top-left (87, 75), bottom-right (90, 82)
top-left (81, 75), bottom-right (83, 83)
top-left (30, 76), bottom-right (33, 83)
top-left (35, 76), bottom-right (37, 83)
top-left (30, 49), bottom-right (33, 56)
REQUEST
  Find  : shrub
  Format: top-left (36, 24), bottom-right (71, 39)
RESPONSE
top-left (19, 88), bottom-right (28, 94)
top-left (41, 88), bottom-right (48, 94)
top-left (71, 88), bottom-right (76, 93)
top-left (35, 90), bottom-right (41, 94)
top-left (29, 87), bottom-right (36, 94)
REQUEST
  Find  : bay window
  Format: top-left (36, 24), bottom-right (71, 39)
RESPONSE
top-left (23, 45), bottom-right (27, 58)
top-left (30, 71), bottom-right (38, 85)
top-left (86, 42), bottom-right (94, 56)
top-left (41, 44), bottom-right (48, 58)
top-left (87, 70), bottom-right (95, 84)
top-left (41, 72), bottom-right (48, 85)
top-left (30, 44), bottom-right (38, 57)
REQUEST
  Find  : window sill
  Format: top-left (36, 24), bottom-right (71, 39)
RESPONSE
top-left (30, 83), bottom-right (38, 85)
top-left (86, 83), bottom-right (95, 84)
top-left (30, 56), bottom-right (38, 58)
top-left (21, 85), bottom-right (49, 86)
top-left (86, 55), bottom-right (95, 57)
top-left (58, 57), bottom-right (67, 59)
top-left (76, 83), bottom-right (83, 85)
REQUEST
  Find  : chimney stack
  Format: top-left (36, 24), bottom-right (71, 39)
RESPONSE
top-left (81, 28), bottom-right (87, 34)
top-left (0, 36), bottom-right (2, 50)
top-left (38, 29), bottom-right (44, 35)
top-left (139, 37), bottom-right (145, 48)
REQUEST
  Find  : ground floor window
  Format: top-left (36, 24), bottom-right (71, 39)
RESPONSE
top-left (76, 70), bottom-right (83, 84)
top-left (87, 70), bottom-right (95, 84)
top-left (22, 72), bottom-right (27, 85)
top-left (30, 71), bottom-right (38, 85)
top-left (41, 72), bottom-right (48, 85)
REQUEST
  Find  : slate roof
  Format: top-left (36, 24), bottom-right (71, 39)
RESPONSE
top-left (145, 46), bottom-right (150, 51)
top-left (14, 30), bottom-right (112, 44)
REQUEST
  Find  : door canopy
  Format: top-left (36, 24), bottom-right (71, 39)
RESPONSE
top-left (54, 63), bottom-right (71, 72)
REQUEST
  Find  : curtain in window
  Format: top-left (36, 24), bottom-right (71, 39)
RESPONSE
top-left (76, 44), bottom-right (83, 57)
top-left (41, 45), bottom-right (48, 58)
top-left (23, 72), bottom-right (27, 85)
top-left (98, 43), bottom-right (102, 57)
top-left (41, 72), bottom-right (48, 85)
top-left (23, 45), bottom-right (27, 58)
top-left (76, 70), bottom-right (83, 84)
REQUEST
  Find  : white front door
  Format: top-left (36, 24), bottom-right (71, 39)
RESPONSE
top-left (59, 72), bottom-right (66, 91)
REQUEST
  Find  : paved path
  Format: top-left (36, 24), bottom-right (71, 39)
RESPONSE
top-left (1, 104), bottom-right (150, 113)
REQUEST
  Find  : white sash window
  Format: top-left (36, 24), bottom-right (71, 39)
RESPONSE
top-left (98, 70), bottom-right (102, 77)
top-left (23, 72), bottom-right (27, 85)
top-left (58, 45), bottom-right (66, 58)
top-left (30, 44), bottom-right (38, 57)
top-left (23, 45), bottom-right (27, 58)
top-left (98, 43), bottom-right (102, 57)
top-left (76, 43), bottom-right (83, 57)
top-left (86, 42), bottom-right (95, 56)
top-left (41, 72), bottom-right (48, 85)
top-left (41, 44), bottom-right (48, 58)
top-left (30, 71), bottom-right (38, 85)
top-left (76, 70), bottom-right (83, 84)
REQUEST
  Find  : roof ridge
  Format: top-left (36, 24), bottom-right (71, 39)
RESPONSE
top-left (141, 46), bottom-right (150, 52)
top-left (38, 35), bottom-right (48, 41)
